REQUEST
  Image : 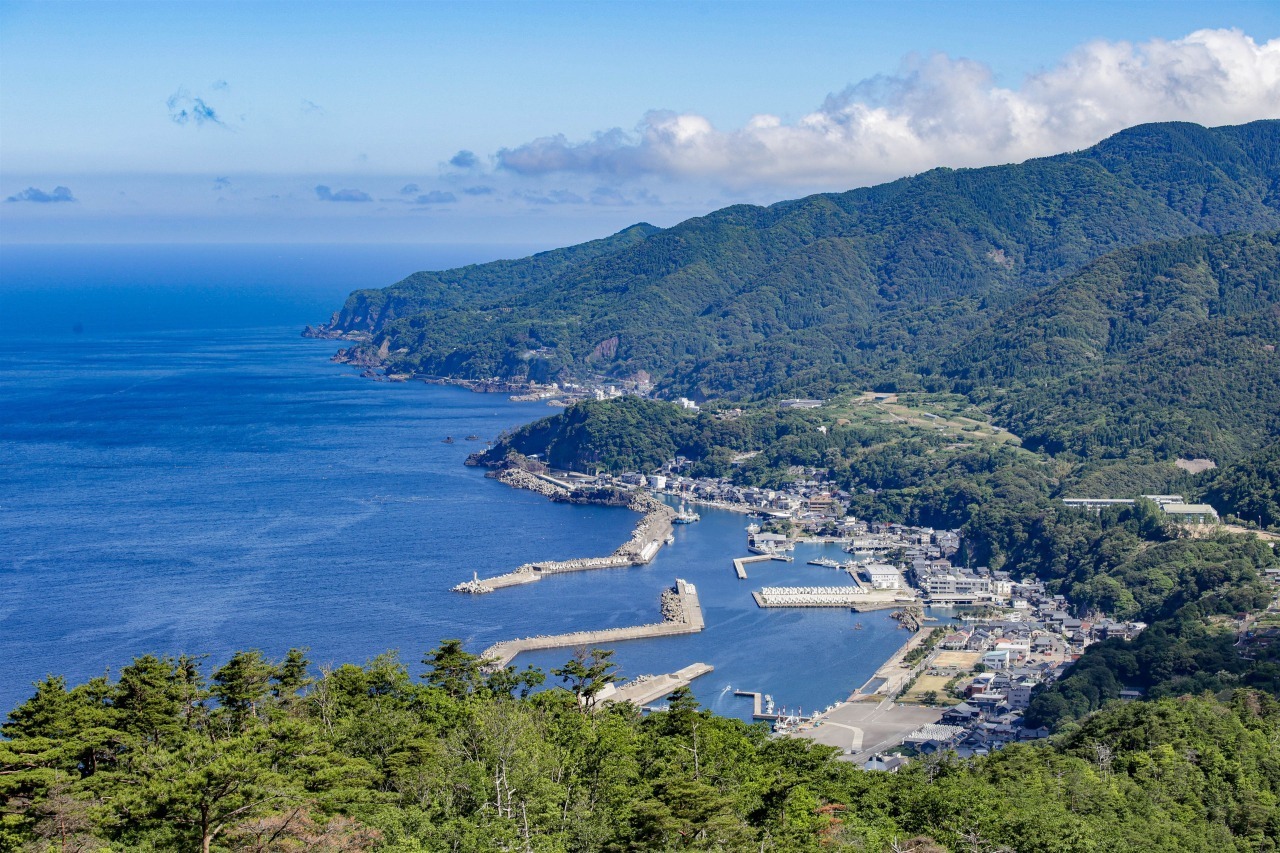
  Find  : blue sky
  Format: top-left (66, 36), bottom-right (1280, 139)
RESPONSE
top-left (2, 0), bottom-right (1278, 247)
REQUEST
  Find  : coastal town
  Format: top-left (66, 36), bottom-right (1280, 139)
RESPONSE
top-left (447, 451), bottom-right (1240, 769)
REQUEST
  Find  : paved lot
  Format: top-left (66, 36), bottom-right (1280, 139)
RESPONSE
top-left (795, 699), bottom-right (943, 763)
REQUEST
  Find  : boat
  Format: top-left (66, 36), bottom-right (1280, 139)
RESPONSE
top-left (442, 436), bottom-right (455, 444)
top-left (465, 434), bottom-right (481, 441)
top-left (672, 502), bottom-right (701, 524)
top-left (808, 557), bottom-right (841, 568)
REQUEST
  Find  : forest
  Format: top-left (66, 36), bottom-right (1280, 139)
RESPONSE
top-left (5, 644), bottom-right (1280, 852)
top-left (312, 121), bottom-right (1280, 405)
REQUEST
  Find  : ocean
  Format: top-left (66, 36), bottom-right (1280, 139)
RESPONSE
top-left (0, 244), bottom-right (910, 722)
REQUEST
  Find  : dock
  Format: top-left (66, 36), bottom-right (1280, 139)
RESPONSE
top-left (601, 663), bottom-right (714, 707)
top-left (482, 579), bottom-right (704, 667)
top-left (751, 586), bottom-right (915, 609)
top-left (732, 553), bottom-right (791, 579)
top-left (732, 690), bottom-right (785, 721)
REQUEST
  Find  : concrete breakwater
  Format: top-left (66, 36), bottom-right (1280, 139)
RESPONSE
top-left (482, 579), bottom-right (705, 668)
top-left (601, 662), bottom-right (714, 707)
top-left (732, 553), bottom-right (790, 579)
top-left (453, 486), bottom-right (675, 594)
top-left (752, 586), bottom-right (914, 609)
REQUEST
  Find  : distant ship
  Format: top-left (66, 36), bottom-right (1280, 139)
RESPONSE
top-left (442, 436), bottom-right (454, 443)
top-left (808, 557), bottom-right (841, 568)
top-left (465, 434), bottom-right (481, 441)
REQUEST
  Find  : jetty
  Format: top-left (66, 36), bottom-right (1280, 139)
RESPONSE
top-left (751, 586), bottom-right (915, 609)
top-left (454, 489), bottom-right (675, 593)
top-left (482, 579), bottom-right (704, 667)
top-left (732, 553), bottom-right (791, 579)
top-left (601, 663), bottom-right (714, 707)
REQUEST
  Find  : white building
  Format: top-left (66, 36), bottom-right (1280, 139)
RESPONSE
top-left (863, 562), bottom-right (904, 590)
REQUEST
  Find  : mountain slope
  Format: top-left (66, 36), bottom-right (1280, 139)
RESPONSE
top-left (947, 230), bottom-right (1280, 462)
top-left (315, 120), bottom-right (1280, 400)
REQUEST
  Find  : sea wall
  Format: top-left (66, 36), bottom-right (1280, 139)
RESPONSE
top-left (482, 579), bottom-right (704, 667)
top-left (453, 484), bottom-right (675, 593)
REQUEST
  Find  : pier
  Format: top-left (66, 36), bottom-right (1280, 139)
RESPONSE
top-left (751, 586), bottom-right (915, 609)
top-left (454, 492), bottom-right (675, 594)
top-left (601, 663), bottom-right (714, 707)
top-left (732, 553), bottom-right (790, 579)
top-left (482, 579), bottom-right (704, 667)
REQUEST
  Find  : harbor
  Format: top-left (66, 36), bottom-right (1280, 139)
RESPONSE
top-left (482, 579), bottom-right (705, 668)
top-left (453, 470), bottom-right (921, 709)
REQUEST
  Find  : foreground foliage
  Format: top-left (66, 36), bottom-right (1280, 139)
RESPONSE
top-left (4, 646), bottom-right (1280, 852)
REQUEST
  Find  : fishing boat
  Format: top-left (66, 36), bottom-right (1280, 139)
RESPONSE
top-left (672, 502), bottom-right (701, 524)
top-left (808, 557), bottom-right (841, 568)
top-left (465, 434), bottom-right (481, 441)
top-left (442, 436), bottom-right (455, 444)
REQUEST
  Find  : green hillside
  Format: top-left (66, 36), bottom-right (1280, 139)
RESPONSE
top-left (947, 230), bottom-right (1280, 462)
top-left (315, 120), bottom-right (1280, 399)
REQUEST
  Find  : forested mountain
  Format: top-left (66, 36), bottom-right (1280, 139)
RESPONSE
top-left (314, 120), bottom-right (1280, 399)
top-left (946, 230), bottom-right (1280, 462)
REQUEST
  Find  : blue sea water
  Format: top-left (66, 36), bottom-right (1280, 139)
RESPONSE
top-left (0, 245), bottom-right (909, 721)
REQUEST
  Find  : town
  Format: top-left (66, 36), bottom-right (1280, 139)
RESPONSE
top-left (499, 457), bottom-right (1248, 768)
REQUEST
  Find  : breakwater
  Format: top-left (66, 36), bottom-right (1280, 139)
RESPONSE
top-left (454, 486), bottom-right (675, 593)
top-left (482, 579), bottom-right (705, 667)
top-left (752, 586), bottom-right (914, 609)
top-left (601, 662), bottom-right (715, 707)
top-left (732, 553), bottom-right (791, 579)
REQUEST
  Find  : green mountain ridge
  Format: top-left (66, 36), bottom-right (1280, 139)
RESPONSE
top-left (315, 120), bottom-right (1280, 400)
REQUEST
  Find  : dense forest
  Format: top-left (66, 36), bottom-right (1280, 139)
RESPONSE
top-left (312, 120), bottom-right (1280, 402)
top-left (5, 645), bottom-right (1280, 852)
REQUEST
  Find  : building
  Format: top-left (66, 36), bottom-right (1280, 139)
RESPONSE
top-left (862, 562), bottom-right (904, 590)
top-left (1161, 502), bottom-right (1219, 525)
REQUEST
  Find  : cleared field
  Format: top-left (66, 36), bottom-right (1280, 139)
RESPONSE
top-left (827, 391), bottom-right (1022, 446)
top-left (900, 674), bottom-right (959, 705)
top-left (930, 650), bottom-right (983, 670)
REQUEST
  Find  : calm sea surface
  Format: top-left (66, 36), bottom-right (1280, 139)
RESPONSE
top-left (0, 245), bottom-right (909, 721)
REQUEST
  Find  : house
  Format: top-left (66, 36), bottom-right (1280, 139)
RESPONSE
top-left (982, 649), bottom-right (1011, 670)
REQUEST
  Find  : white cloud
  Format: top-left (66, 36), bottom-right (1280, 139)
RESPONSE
top-left (497, 29), bottom-right (1280, 189)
